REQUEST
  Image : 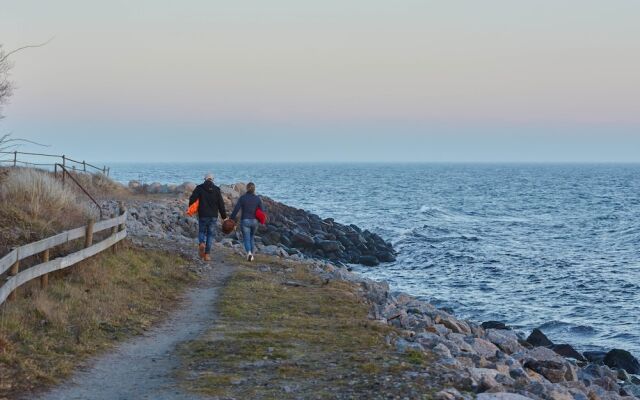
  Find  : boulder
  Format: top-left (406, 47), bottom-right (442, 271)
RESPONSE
top-left (523, 359), bottom-right (575, 383)
top-left (470, 338), bottom-right (501, 359)
top-left (519, 347), bottom-right (578, 383)
top-left (482, 321), bottom-right (510, 330)
top-left (526, 329), bottom-right (554, 347)
top-left (485, 329), bottom-right (523, 355)
top-left (477, 393), bottom-right (534, 400)
top-left (318, 240), bottom-right (341, 253)
top-left (291, 232), bottom-right (315, 249)
top-left (147, 182), bottom-right (163, 194)
top-left (359, 255), bottom-right (380, 266)
top-left (261, 231), bottom-right (282, 246)
top-left (468, 368), bottom-right (501, 392)
top-left (180, 182), bottom-right (197, 193)
top-left (128, 180), bottom-right (142, 191)
top-left (551, 344), bottom-right (586, 362)
top-left (583, 351), bottom-right (607, 365)
top-left (375, 250), bottom-right (396, 263)
top-left (603, 349), bottom-right (640, 375)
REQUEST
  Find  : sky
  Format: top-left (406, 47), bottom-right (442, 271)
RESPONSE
top-left (1, 0), bottom-right (639, 162)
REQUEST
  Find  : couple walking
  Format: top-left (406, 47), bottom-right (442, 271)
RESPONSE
top-left (188, 173), bottom-right (263, 262)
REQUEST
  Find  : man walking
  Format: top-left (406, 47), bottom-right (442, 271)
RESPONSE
top-left (189, 173), bottom-right (227, 261)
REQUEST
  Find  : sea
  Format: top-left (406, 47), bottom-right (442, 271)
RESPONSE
top-left (109, 163), bottom-right (640, 358)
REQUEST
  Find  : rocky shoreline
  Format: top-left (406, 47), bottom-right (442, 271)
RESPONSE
top-left (122, 181), bottom-right (396, 266)
top-left (318, 262), bottom-right (640, 400)
top-left (111, 181), bottom-right (639, 400)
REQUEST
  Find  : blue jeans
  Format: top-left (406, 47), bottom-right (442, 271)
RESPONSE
top-left (241, 219), bottom-right (258, 253)
top-left (198, 217), bottom-right (216, 254)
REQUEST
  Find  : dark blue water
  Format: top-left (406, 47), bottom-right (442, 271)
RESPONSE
top-left (110, 163), bottom-right (640, 357)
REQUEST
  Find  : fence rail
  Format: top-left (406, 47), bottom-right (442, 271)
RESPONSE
top-left (0, 150), bottom-right (110, 176)
top-left (0, 209), bottom-right (127, 306)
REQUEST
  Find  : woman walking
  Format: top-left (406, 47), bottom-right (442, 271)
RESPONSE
top-left (230, 182), bottom-right (263, 261)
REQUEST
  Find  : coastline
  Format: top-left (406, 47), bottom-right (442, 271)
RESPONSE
top-left (110, 181), bottom-right (640, 399)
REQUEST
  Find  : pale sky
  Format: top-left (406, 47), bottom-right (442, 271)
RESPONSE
top-left (1, 0), bottom-right (639, 162)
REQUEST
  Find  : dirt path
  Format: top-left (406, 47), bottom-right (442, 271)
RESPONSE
top-left (37, 255), bottom-right (234, 400)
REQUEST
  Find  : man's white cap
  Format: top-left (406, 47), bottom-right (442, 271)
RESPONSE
top-left (205, 173), bottom-right (214, 181)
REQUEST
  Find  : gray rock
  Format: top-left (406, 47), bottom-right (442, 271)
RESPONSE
top-left (128, 180), bottom-right (142, 190)
top-left (359, 255), bottom-right (380, 266)
top-left (551, 344), bottom-right (586, 362)
top-left (147, 182), bottom-right (163, 194)
top-left (470, 338), bottom-right (501, 359)
top-left (395, 338), bottom-right (424, 353)
top-left (603, 349), bottom-right (640, 375)
top-left (318, 240), bottom-right (341, 252)
top-left (291, 232), bottom-right (315, 248)
top-left (486, 329), bottom-right (523, 355)
top-left (527, 328), bottom-right (554, 347)
top-left (477, 393), bottom-right (534, 400)
top-left (481, 321), bottom-right (511, 330)
top-left (584, 351), bottom-right (608, 364)
top-left (434, 343), bottom-right (453, 359)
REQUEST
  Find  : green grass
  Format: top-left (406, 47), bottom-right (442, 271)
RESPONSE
top-left (177, 254), bottom-right (440, 399)
top-left (0, 246), bottom-right (195, 398)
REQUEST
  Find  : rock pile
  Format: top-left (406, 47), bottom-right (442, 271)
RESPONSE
top-left (111, 182), bottom-right (396, 267)
top-left (308, 264), bottom-right (640, 400)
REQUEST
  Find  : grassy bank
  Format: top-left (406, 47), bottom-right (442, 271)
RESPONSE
top-left (0, 247), bottom-right (195, 398)
top-left (177, 255), bottom-right (444, 399)
top-left (0, 167), bottom-right (128, 254)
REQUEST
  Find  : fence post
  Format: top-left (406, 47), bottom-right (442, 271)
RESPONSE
top-left (40, 249), bottom-right (50, 289)
top-left (83, 161), bottom-right (86, 172)
top-left (85, 219), bottom-right (95, 249)
top-left (116, 202), bottom-right (126, 251)
top-left (13, 151), bottom-right (17, 167)
top-left (7, 254), bottom-right (19, 301)
top-left (62, 155), bottom-right (66, 168)
top-left (110, 213), bottom-right (118, 253)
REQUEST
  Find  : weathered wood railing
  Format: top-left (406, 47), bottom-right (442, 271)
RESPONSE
top-left (0, 208), bottom-right (127, 305)
top-left (0, 150), bottom-right (110, 176)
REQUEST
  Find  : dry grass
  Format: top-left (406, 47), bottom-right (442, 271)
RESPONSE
top-left (0, 167), bottom-right (132, 254)
top-left (0, 246), bottom-right (195, 398)
top-left (0, 168), bottom-right (92, 252)
top-left (0, 168), bottom-right (90, 222)
top-left (69, 171), bottom-right (129, 199)
top-left (177, 255), bottom-right (440, 399)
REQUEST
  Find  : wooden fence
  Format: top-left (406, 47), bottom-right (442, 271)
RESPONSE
top-left (0, 150), bottom-right (110, 176)
top-left (0, 207), bottom-right (127, 306)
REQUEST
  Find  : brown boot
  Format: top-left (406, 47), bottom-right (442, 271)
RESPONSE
top-left (204, 254), bottom-right (211, 262)
top-left (198, 243), bottom-right (205, 259)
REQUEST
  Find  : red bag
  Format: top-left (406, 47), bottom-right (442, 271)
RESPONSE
top-left (186, 199), bottom-right (199, 217)
top-left (255, 207), bottom-right (267, 225)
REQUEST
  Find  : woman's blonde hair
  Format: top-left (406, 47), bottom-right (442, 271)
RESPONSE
top-left (247, 182), bottom-right (256, 194)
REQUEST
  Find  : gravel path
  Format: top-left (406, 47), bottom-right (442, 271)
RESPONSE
top-left (37, 256), bottom-right (233, 400)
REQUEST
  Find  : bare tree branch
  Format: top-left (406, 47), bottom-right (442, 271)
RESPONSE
top-left (0, 37), bottom-right (55, 63)
top-left (1, 38), bottom-right (54, 119)
top-left (0, 134), bottom-right (50, 153)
